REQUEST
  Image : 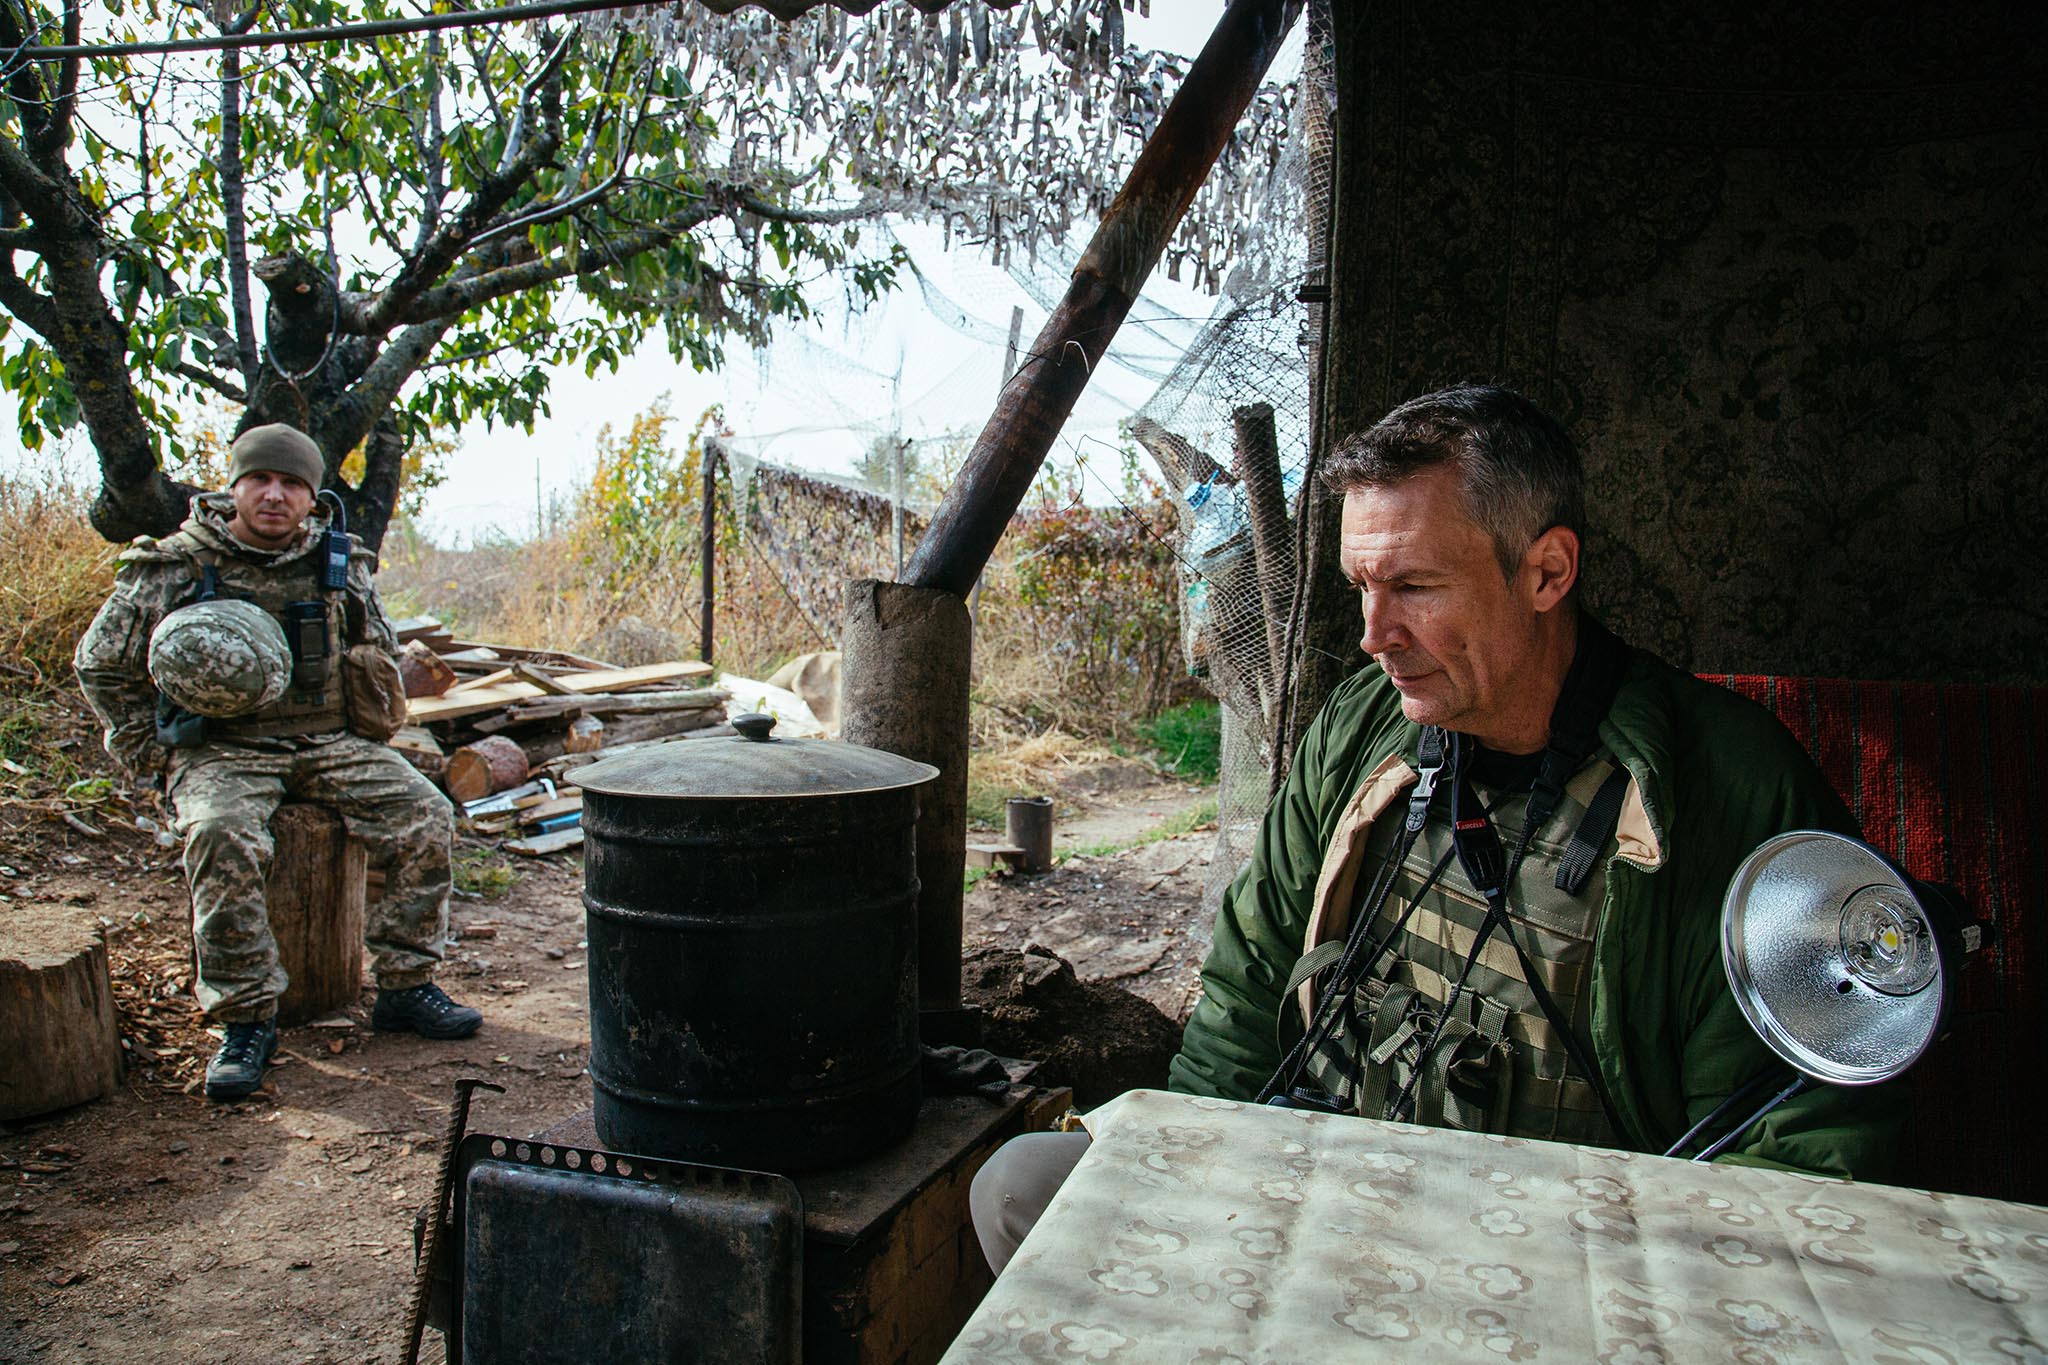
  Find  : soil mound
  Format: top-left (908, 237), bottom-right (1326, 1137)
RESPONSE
top-left (963, 944), bottom-right (1183, 1106)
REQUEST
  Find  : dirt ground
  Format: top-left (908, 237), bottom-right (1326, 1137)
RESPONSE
top-left (0, 757), bottom-right (1217, 1363)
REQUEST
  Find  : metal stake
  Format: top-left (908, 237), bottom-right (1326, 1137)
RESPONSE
top-left (402, 1076), bottom-right (505, 1365)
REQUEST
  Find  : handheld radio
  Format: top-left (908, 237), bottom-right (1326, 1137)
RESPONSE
top-left (317, 489), bottom-right (350, 591)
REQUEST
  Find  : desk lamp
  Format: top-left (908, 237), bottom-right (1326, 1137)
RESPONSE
top-left (1667, 830), bottom-right (1984, 1160)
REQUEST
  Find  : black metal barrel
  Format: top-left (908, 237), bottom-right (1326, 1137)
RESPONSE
top-left (575, 714), bottom-right (937, 1172)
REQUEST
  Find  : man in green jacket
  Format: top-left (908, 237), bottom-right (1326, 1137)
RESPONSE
top-left (973, 385), bottom-right (1896, 1272)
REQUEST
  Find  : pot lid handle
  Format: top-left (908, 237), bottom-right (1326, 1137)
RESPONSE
top-left (733, 712), bottom-right (777, 742)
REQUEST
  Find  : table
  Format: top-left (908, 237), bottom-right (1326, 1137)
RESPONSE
top-left (944, 1089), bottom-right (2048, 1362)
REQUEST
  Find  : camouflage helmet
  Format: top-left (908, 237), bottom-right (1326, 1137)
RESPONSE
top-left (148, 599), bottom-right (291, 718)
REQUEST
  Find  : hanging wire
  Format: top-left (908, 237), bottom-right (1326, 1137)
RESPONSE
top-left (0, 0), bottom-right (679, 62)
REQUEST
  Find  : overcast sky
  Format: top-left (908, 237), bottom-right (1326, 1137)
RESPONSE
top-left (2, 3), bottom-right (1303, 543)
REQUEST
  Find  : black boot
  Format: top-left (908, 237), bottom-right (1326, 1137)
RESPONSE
top-left (204, 1018), bottom-right (278, 1101)
top-left (372, 983), bottom-right (484, 1040)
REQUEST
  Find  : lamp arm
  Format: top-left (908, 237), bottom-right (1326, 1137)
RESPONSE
top-left (1662, 1070), bottom-right (1788, 1159)
top-left (1693, 1075), bottom-right (1810, 1163)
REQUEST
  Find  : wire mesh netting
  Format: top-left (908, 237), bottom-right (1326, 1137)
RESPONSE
top-left (1129, 0), bottom-right (1333, 918)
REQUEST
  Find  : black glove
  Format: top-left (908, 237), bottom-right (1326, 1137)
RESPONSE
top-left (921, 1044), bottom-right (1012, 1099)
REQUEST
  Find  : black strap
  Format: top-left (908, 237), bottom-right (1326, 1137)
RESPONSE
top-left (1556, 767), bottom-right (1632, 895)
top-left (1386, 618), bottom-right (1634, 1132)
top-left (1388, 742), bottom-right (1541, 1121)
top-left (1491, 913), bottom-right (1627, 1137)
top-left (1263, 617), bottom-right (1634, 1121)
top-left (1256, 730), bottom-right (1450, 1105)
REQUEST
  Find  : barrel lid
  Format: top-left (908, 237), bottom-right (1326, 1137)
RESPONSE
top-left (574, 712), bottom-right (938, 800)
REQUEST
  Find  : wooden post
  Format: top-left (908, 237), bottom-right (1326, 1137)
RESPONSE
top-left (841, 580), bottom-right (974, 1039)
top-left (265, 803), bottom-right (368, 1027)
top-left (0, 904), bottom-right (122, 1119)
top-left (700, 438), bottom-right (719, 666)
top-left (1232, 401), bottom-right (1292, 706)
top-left (970, 305), bottom-right (1028, 628)
top-left (901, 0), bottom-right (1301, 599)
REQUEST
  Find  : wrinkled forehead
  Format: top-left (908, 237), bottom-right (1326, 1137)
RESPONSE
top-left (1337, 477), bottom-right (1492, 580)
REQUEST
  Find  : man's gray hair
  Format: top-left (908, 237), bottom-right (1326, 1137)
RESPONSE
top-left (1321, 385), bottom-right (1585, 579)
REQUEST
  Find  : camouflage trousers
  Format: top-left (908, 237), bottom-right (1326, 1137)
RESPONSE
top-left (167, 731), bottom-right (454, 1023)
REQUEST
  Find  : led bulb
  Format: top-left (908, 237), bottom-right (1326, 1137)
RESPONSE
top-left (1838, 885), bottom-right (1937, 996)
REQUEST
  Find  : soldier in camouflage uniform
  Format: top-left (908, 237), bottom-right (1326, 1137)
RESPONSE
top-left (75, 425), bottom-right (483, 1101)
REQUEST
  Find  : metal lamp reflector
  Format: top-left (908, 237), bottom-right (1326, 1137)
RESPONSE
top-left (1721, 831), bottom-right (1948, 1087)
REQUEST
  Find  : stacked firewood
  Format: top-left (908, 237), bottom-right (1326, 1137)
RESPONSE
top-left (388, 616), bottom-right (730, 855)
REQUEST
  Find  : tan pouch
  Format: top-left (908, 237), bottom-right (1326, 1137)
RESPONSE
top-left (342, 643), bottom-right (409, 742)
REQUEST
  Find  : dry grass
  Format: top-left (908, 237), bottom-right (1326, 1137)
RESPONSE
top-left (377, 515), bottom-right (826, 682)
top-left (0, 474), bottom-right (120, 690)
top-left (0, 474), bottom-right (132, 823)
top-left (964, 727), bottom-right (1114, 827)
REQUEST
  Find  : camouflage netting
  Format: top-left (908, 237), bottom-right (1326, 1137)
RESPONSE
top-left (710, 4), bottom-right (1323, 906)
top-left (587, 2), bottom-right (1321, 896)
top-left (589, 0), bottom-right (1296, 292)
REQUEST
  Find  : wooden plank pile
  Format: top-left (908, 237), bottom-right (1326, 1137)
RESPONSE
top-left (387, 616), bottom-right (730, 855)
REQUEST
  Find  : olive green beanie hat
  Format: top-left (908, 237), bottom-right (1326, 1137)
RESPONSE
top-left (226, 424), bottom-right (324, 491)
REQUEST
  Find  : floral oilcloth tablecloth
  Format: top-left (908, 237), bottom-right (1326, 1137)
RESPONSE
top-left (943, 1089), bottom-right (2048, 1363)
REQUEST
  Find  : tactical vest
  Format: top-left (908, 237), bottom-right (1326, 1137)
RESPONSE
top-left (160, 532), bottom-right (351, 740)
top-left (1299, 750), bottom-right (1626, 1145)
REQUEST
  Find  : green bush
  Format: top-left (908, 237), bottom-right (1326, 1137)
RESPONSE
top-left (1139, 700), bottom-right (1221, 783)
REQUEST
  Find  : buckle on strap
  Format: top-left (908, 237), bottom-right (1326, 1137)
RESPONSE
top-left (1406, 726), bottom-right (1448, 834)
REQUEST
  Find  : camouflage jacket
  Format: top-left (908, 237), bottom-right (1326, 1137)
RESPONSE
top-left (74, 493), bottom-right (397, 775)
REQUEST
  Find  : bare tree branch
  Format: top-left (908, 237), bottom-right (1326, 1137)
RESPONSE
top-left (461, 76), bottom-right (651, 256)
top-left (0, 5), bottom-right (53, 156)
top-left (349, 160), bottom-right (409, 260)
top-left (28, 0), bottom-right (81, 164)
top-left (420, 31), bottom-right (447, 245)
top-left (358, 35), bottom-right (569, 335)
top-left (733, 189), bottom-right (905, 227)
top-left (394, 194), bottom-right (725, 324)
top-left (328, 315), bottom-right (453, 455)
top-left (0, 260), bottom-right (57, 337)
top-left (173, 359), bottom-right (248, 404)
top-left (0, 125), bottom-right (65, 227)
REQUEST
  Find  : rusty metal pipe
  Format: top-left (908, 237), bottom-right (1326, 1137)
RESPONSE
top-left (903, 0), bottom-right (1303, 598)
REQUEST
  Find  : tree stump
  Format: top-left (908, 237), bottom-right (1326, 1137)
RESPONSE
top-left (445, 735), bottom-right (530, 804)
top-left (265, 802), bottom-right (368, 1027)
top-left (0, 904), bottom-right (123, 1120)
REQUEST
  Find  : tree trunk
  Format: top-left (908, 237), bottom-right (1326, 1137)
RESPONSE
top-left (0, 904), bottom-right (123, 1119)
top-left (265, 803), bottom-right (368, 1027)
top-left (446, 735), bottom-right (531, 804)
top-left (237, 254), bottom-right (409, 553)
